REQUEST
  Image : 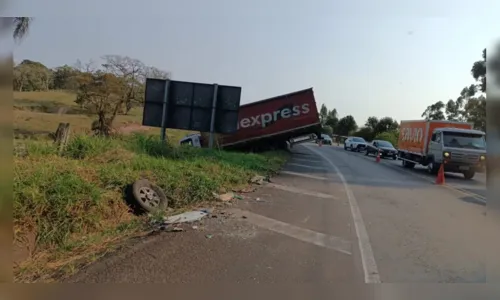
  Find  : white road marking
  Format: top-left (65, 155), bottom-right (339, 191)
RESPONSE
top-left (267, 183), bottom-right (338, 199)
top-left (306, 145), bottom-right (381, 284)
top-left (280, 170), bottom-right (329, 181)
top-left (291, 157), bottom-right (323, 163)
top-left (229, 208), bottom-right (352, 255)
top-left (287, 163), bottom-right (328, 170)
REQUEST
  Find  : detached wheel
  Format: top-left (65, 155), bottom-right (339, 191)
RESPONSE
top-left (132, 179), bottom-right (168, 212)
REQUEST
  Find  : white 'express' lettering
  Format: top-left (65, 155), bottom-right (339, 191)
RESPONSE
top-left (401, 127), bottom-right (424, 143)
top-left (238, 103), bottom-right (310, 129)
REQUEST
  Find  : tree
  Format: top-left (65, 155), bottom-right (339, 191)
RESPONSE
top-left (319, 104), bottom-right (328, 126)
top-left (51, 65), bottom-right (80, 90)
top-left (101, 55), bottom-right (166, 114)
top-left (13, 60), bottom-right (52, 91)
top-left (365, 116), bottom-right (379, 132)
top-left (336, 115), bottom-right (357, 136)
top-left (374, 117), bottom-right (399, 134)
top-left (1, 17), bottom-right (34, 42)
top-left (421, 101), bottom-right (445, 120)
top-left (374, 131), bottom-right (399, 147)
top-left (75, 71), bottom-right (124, 136)
top-left (325, 108), bottom-right (339, 133)
top-left (352, 127), bottom-right (374, 141)
top-left (471, 48), bottom-right (486, 93)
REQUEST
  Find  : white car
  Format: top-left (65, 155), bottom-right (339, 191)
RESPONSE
top-left (344, 136), bottom-right (368, 152)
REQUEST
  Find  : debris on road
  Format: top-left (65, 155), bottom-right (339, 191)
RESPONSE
top-left (250, 175), bottom-right (268, 185)
top-left (233, 186), bottom-right (257, 193)
top-left (192, 225), bottom-right (199, 230)
top-left (163, 210), bottom-right (208, 225)
top-left (171, 227), bottom-right (184, 232)
top-left (205, 234), bottom-right (213, 239)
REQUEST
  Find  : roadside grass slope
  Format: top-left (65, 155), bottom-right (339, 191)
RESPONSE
top-left (13, 91), bottom-right (289, 282)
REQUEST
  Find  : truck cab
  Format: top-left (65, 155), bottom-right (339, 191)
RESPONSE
top-left (426, 128), bottom-right (486, 179)
top-left (179, 133), bottom-right (203, 148)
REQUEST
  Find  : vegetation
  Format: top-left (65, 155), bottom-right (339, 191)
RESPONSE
top-left (14, 133), bottom-right (288, 282)
top-left (421, 49), bottom-right (486, 131)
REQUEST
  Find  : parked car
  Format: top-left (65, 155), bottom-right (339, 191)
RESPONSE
top-left (319, 134), bottom-right (333, 145)
top-left (344, 136), bottom-right (367, 152)
top-left (365, 140), bottom-right (398, 160)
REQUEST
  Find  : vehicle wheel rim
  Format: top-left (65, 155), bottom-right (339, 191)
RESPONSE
top-left (139, 187), bottom-right (160, 208)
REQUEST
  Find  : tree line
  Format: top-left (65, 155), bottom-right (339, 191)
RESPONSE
top-left (318, 104), bottom-right (400, 145)
top-left (14, 56), bottom-right (170, 135)
top-left (421, 49), bottom-right (486, 131)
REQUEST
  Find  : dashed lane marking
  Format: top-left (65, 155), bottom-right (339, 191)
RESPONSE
top-left (266, 183), bottom-right (339, 200)
top-left (287, 163), bottom-right (328, 171)
top-left (228, 208), bottom-right (352, 256)
top-left (279, 171), bottom-right (329, 181)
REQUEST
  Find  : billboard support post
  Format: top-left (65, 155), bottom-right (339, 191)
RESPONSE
top-left (160, 79), bottom-right (171, 143)
top-left (208, 84), bottom-right (219, 149)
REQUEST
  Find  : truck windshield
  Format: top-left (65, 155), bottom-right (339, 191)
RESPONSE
top-left (443, 132), bottom-right (486, 150)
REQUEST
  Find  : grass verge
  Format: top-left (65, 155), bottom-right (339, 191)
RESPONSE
top-left (13, 133), bottom-right (289, 282)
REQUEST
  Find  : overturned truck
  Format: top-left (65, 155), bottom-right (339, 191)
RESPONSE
top-left (180, 88), bottom-right (322, 151)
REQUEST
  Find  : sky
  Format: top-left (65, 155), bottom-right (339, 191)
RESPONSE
top-left (4, 0), bottom-right (499, 125)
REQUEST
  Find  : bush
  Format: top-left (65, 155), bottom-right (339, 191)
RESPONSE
top-left (374, 131), bottom-right (399, 147)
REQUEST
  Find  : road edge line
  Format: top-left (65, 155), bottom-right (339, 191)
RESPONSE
top-left (305, 145), bottom-right (381, 284)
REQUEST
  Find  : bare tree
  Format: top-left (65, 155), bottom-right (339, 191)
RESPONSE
top-left (101, 55), bottom-right (146, 114)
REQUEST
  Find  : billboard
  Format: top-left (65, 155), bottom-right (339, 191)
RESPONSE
top-left (142, 79), bottom-right (242, 134)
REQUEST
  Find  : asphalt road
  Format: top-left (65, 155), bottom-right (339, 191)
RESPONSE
top-left (69, 143), bottom-right (499, 298)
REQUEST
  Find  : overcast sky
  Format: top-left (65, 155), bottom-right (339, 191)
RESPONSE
top-left (6, 0), bottom-right (499, 125)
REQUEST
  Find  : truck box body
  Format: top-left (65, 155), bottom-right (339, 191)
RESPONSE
top-left (201, 88), bottom-right (320, 149)
top-left (398, 120), bottom-right (473, 155)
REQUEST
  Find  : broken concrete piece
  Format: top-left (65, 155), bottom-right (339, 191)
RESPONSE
top-left (250, 175), bottom-right (268, 185)
top-left (163, 211), bottom-right (208, 225)
top-left (218, 192), bottom-right (234, 202)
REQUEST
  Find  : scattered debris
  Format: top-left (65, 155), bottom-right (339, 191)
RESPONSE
top-left (163, 210), bottom-right (208, 225)
top-left (218, 192), bottom-right (235, 202)
top-left (242, 215), bottom-right (247, 219)
top-left (192, 225), bottom-right (199, 230)
top-left (255, 197), bottom-right (262, 202)
top-left (171, 227), bottom-right (184, 232)
top-left (233, 186), bottom-right (257, 193)
top-left (250, 175), bottom-right (267, 185)
top-left (233, 194), bottom-right (244, 201)
top-left (205, 234), bottom-right (213, 239)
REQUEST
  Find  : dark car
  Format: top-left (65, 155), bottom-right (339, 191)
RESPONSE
top-left (365, 140), bottom-right (398, 159)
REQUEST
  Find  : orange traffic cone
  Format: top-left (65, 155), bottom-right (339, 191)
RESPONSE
top-left (375, 150), bottom-right (381, 163)
top-left (435, 164), bottom-right (445, 185)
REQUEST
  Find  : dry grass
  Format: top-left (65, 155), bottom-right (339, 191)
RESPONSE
top-left (13, 91), bottom-right (192, 141)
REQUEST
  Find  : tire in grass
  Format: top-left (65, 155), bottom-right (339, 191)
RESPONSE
top-left (132, 179), bottom-right (169, 213)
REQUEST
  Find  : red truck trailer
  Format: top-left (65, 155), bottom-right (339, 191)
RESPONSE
top-left (180, 88), bottom-right (321, 151)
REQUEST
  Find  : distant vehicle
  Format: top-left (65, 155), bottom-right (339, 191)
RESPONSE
top-left (397, 120), bottom-right (486, 180)
top-left (319, 134), bottom-right (333, 145)
top-left (344, 136), bottom-right (367, 152)
top-left (180, 88), bottom-right (321, 152)
top-left (365, 140), bottom-right (398, 160)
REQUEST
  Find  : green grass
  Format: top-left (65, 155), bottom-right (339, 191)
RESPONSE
top-left (14, 133), bottom-right (289, 282)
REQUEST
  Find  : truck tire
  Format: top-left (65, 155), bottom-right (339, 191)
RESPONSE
top-left (427, 161), bottom-right (440, 175)
top-left (402, 160), bottom-right (415, 169)
top-left (463, 170), bottom-right (475, 180)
